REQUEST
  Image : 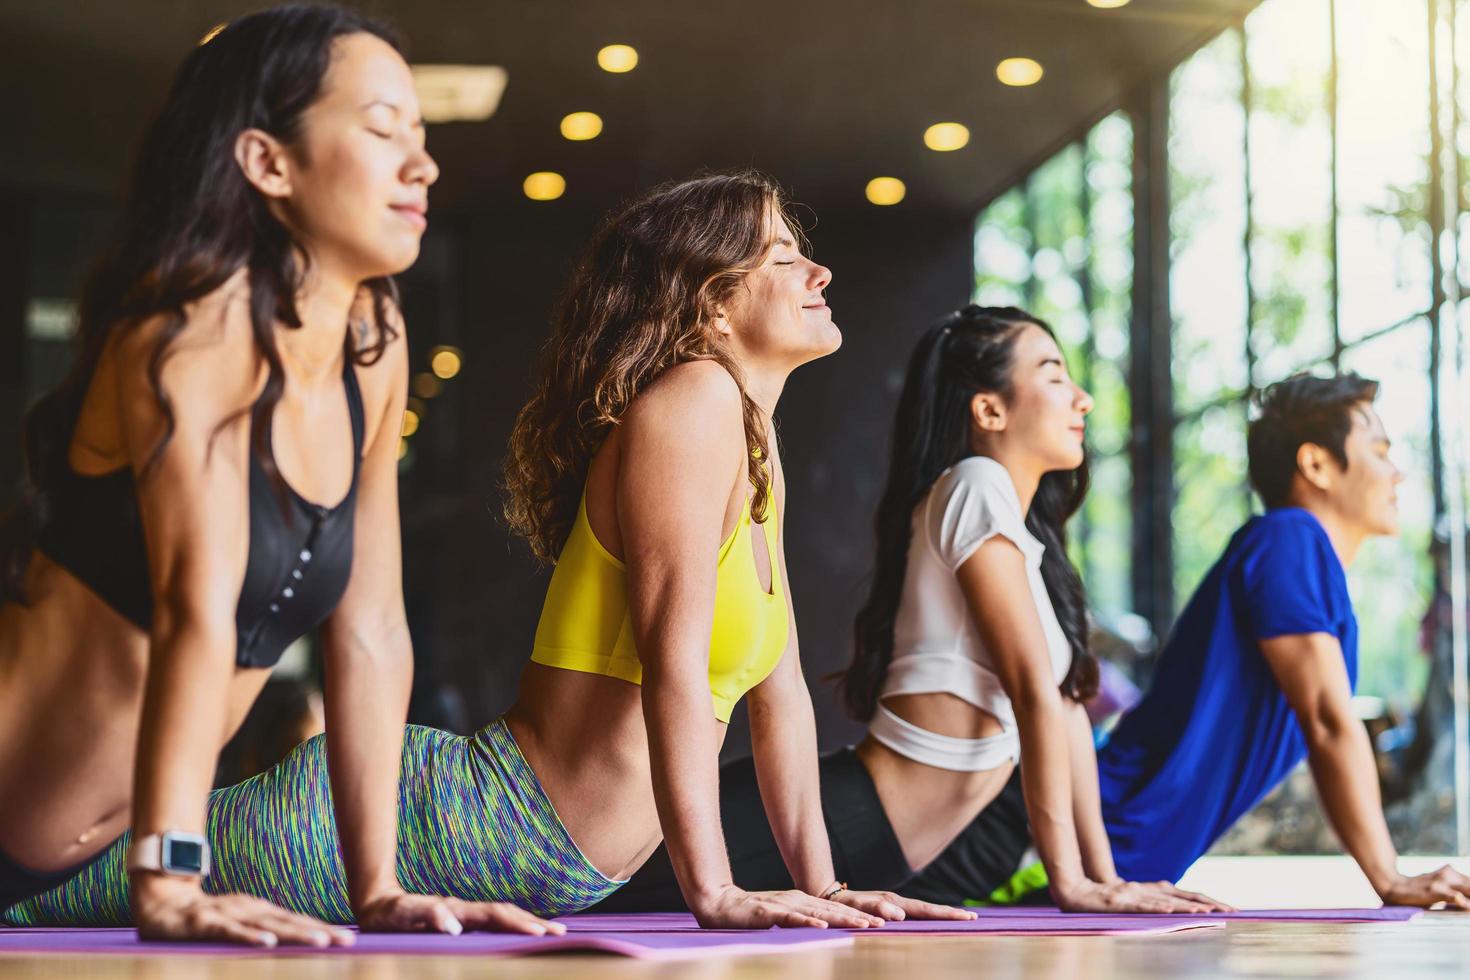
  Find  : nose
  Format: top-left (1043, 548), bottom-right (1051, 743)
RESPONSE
top-left (808, 259), bottom-right (832, 292)
top-left (1075, 383), bottom-right (1094, 415)
top-left (407, 143), bottom-right (440, 188)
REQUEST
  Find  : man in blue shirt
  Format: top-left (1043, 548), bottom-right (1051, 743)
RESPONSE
top-left (907, 373), bottom-right (1470, 909)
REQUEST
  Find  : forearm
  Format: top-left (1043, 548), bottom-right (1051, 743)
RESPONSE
top-left (643, 664), bottom-right (732, 906)
top-left (749, 681), bottom-right (836, 894)
top-left (323, 620), bottom-right (413, 909)
top-left (132, 618), bottom-right (237, 838)
top-left (1305, 720), bottom-right (1400, 893)
top-left (1016, 696), bottom-right (1088, 894)
top-left (1066, 702), bottom-right (1118, 883)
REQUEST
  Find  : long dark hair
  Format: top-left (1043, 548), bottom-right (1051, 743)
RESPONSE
top-left (503, 171), bottom-right (796, 563)
top-left (0, 4), bottom-right (403, 603)
top-left (842, 305), bottom-right (1097, 722)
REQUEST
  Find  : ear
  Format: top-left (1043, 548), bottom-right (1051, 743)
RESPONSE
top-left (1295, 442), bottom-right (1336, 493)
top-left (234, 128), bottom-right (294, 200)
top-left (970, 391), bottom-right (1007, 433)
top-left (707, 305), bottom-right (734, 339)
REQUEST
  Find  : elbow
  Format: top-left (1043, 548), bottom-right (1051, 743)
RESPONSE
top-left (1301, 707), bottom-right (1359, 753)
top-left (325, 613), bottom-right (412, 671)
top-left (150, 592), bottom-right (237, 662)
top-left (1012, 680), bottom-right (1067, 718)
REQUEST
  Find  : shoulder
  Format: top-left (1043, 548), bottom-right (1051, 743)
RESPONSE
top-left (1234, 508), bottom-right (1346, 596)
top-left (110, 271), bottom-right (259, 419)
top-left (622, 359), bottom-right (744, 441)
top-left (1236, 509), bottom-right (1335, 564)
top-left (932, 456), bottom-right (1025, 519)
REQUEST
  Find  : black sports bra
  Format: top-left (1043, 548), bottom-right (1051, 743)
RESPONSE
top-left (37, 358), bottom-right (365, 669)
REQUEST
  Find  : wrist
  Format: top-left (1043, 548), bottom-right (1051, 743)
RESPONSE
top-left (1367, 866), bottom-right (1404, 897)
top-left (131, 869), bottom-right (203, 906)
top-left (350, 877), bottom-right (405, 913)
top-left (685, 880), bottom-right (738, 913)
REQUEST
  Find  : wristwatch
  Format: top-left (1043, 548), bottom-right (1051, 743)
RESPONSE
top-left (127, 831), bottom-right (211, 878)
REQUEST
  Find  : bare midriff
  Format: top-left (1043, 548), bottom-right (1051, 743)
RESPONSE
top-left (855, 691), bottom-right (1014, 872)
top-left (505, 661), bottom-right (729, 883)
top-left (0, 555), bottom-right (269, 872)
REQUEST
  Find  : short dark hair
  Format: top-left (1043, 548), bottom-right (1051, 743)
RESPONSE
top-left (1247, 372), bottom-right (1380, 509)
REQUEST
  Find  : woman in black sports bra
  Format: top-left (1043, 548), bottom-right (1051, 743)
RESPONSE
top-left (0, 4), bottom-right (554, 946)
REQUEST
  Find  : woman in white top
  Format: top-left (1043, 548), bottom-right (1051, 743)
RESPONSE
top-left (845, 305), bottom-right (1221, 912)
top-left (598, 306), bottom-right (1228, 913)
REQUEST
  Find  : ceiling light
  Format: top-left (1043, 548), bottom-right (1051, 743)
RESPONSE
top-left (411, 65), bottom-right (509, 123)
top-left (1087, 0), bottom-right (1132, 7)
top-left (523, 172), bottom-right (567, 201)
top-left (597, 44), bottom-right (639, 73)
top-left (430, 346), bottom-right (463, 380)
top-left (560, 111), bottom-right (604, 141)
top-left (924, 122), bottom-right (971, 152)
top-left (996, 57), bottom-right (1044, 87)
top-left (865, 177), bottom-right (906, 206)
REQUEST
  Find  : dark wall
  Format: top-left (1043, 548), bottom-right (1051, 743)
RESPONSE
top-left (2, 190), bottom-right (975, 754)
top-left (396, 201), bottom-right (977, 753)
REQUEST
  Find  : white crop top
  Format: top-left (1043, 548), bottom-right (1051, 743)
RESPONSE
top-left (868, 455), bottom-right (1072, 772)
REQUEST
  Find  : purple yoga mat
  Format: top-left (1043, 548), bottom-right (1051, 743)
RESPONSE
top-left (0, 927), bottom-right (852, 960)
top-left (957, 906), bottom-right (1425, 924)
top-left (560, 912), bottom-right (1224, 937)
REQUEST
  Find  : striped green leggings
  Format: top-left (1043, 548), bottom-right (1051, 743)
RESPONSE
top-left (2, 720), bottom-right (622, 926)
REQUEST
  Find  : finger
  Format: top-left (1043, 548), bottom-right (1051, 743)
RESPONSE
top-left (194, 911), bottom-right (279, 948)
top-left (250, 911), bottom-right (336, 947)
top-left (895, 897), bottom-right (976, 920)
top-left (431, 902), bottom-right (464, 936)
top-left (761, 902), bottom-right (826, 929)
top-left (842, 892), bottom-right (906, 921)
top-left (460, 902), bottom-right (555, 936)
top-left (809, 898), bottom-right (883, 928)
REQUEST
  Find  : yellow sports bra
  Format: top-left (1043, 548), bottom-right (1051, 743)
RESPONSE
top-left (529, 483), bottom-right (789, 722)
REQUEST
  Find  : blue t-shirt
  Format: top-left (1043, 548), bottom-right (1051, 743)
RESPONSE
top-left (1096, 508), bottom-right (1357, 883)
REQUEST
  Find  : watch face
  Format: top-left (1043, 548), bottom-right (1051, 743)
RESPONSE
top-left (164, 838), bottom-right (204, 873)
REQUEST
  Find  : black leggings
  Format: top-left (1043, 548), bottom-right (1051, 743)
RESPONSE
top-left (900, 768), bottom-right (1034, 905)
top-left (593, 748), bottom-right (1033, 911)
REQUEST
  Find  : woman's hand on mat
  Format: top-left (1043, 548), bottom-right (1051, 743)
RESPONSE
top-left (829, 889), bottom-right (978, 922)
top-left (692, 885), bottom-right (886, 929)
top-left (1376, 867), bottom-right (1470, 909)
top-left (1053, 878), bottom-right (1231, 914)
top-left (356, 891), bottom-right (567, 935)
top-left (133, 874), bottom-right (354, 947)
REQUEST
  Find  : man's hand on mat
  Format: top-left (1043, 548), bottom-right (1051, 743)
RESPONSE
top-left (1376, 866), bottom-right (1470, 910)
top-left (133, 875), bottom-right (354, 947)
top-left (692, 885), bottom-right (886, 929)
top-left (356, 891), bottom-right (567, 935)
top-left (829, 889), bottom-right (978, 922)
top-left (1053, 878), bottom-right (1232, 914)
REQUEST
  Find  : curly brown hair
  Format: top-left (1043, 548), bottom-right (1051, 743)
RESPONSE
top-left (503, 171), bottom-right (802, 563)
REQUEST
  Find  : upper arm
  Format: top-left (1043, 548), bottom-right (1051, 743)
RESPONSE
top-left (954, 539), bottom-right (1063, 706)
top-left (616, 361), bottom-right (746, 671)
top-left (324, 307), bottom-right (410, 647)
top-left (1259, 632), bottom-right (1356, 739)
top-left (117, 295), bottom-right (258, 634)
top-left (751, 457), bottom-right (805, 705)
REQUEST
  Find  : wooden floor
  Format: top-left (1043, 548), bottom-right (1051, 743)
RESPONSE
top-left (4, 858), bottom-right (1469, 979)
top-left (3, 916), bottom-right (1470, 980)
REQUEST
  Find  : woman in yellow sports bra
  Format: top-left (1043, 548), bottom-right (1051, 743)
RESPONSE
top-left (501, 171), bottom-right (971, 929)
